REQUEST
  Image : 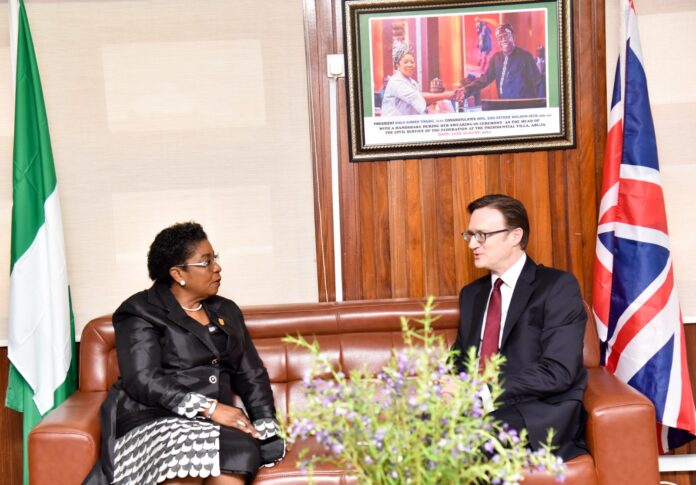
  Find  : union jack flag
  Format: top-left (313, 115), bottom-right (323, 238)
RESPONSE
top-left (592, 0), bottom-right (696, 452)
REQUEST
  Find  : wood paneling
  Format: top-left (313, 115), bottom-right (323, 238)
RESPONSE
top-left (307, 0), bottom-right (605, 301)
top-left (0, 348), bottom-right (24, 485)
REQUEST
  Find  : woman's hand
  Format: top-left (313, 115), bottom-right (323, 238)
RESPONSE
top-left (210, 403), bottom-right (261, 438)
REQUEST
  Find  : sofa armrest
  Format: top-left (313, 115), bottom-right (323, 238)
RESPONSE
top-left (583, 367), bottom-right (659, 485)
top-left (29, 391), bottom-right (106, 485)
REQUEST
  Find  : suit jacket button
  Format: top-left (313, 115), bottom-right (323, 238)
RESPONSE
top-left (209, 375), bottom-right (217, 384)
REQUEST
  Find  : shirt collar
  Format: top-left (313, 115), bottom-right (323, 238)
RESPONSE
top-left (491, 252), bottom-right (526, 290)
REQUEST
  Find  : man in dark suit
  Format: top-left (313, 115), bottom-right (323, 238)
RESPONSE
top-left (449, 194), bottom-right (587, 461)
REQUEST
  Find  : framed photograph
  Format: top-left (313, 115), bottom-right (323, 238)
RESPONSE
top-left (343, 0), bottom-right (574, 161)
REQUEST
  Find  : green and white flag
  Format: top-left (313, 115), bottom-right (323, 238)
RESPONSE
top-left (6, 1), bottom-right (77, 482)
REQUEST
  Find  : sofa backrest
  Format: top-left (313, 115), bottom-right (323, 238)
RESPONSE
top-left (78, 297), bottom-right (599, 416)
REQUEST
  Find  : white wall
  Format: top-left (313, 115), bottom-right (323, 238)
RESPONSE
top-left (0, 0), bottom-right (318, 340)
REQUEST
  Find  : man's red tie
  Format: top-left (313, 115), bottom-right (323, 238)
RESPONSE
top-left (480, 278), bottom-right (504, 370)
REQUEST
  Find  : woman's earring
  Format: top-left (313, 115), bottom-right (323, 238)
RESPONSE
top-left (179, 280), bottom-right (186, 287)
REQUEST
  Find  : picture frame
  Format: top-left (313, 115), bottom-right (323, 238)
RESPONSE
top-left (343, 0), bottom-right (574, 162)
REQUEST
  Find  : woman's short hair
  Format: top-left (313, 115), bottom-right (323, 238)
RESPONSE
top-left (147, 222), bottom-right (208, 283)
top-left (467, 194), bottom-right (530, 249)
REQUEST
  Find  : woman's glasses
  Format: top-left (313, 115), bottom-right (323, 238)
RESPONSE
top-left (175, 253), bottom-right (220, 269)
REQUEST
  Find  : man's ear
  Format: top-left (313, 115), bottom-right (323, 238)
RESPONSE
top-left (511, 227), bottom-right (524, 246)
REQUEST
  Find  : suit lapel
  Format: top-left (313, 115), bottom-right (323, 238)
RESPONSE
top-left (500, 257), bottom-right (537, 348)
top-left (147, 283), bottom-right (219, 356)
top-left (203, 299), bottom-right (238, 359)
top-left (467, 280), bottom-right (492, 350)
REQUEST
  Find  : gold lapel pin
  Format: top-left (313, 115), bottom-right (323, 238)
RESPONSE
top-left (218, 318), bottom-right (225, 326)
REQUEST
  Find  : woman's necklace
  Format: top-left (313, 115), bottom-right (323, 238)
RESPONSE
top-left (181, 303), bottom-right (203, 312)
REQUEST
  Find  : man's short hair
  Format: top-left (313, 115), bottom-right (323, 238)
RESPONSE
top-left (467, 194), bottom-right (529, 249)
top-left (495, 24), bottom-right (514, 36)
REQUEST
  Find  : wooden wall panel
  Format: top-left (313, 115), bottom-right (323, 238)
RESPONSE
top-left (306, 0), bottom-right (606, 302)
top-left (0, 348), bottom-right (25, 485)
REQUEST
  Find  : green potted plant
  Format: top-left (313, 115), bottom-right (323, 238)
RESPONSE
top-left (281, 297), bottom-right (566, 484)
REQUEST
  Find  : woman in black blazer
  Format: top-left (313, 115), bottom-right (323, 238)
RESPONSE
top-left (85, 222), bottom-right (283, 485)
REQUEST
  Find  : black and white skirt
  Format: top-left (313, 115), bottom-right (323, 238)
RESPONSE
top-left (111, 416), bottom-right (278, 484)
top-left (112, 416), bottom-right (222, 484)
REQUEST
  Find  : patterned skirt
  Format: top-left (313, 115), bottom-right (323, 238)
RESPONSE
top-left (111, 416), bottom-right (261, 484)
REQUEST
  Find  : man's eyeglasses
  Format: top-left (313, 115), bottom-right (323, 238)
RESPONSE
top-left (496, 33), bottom-right (513, 42)
top-left (175, 253), bottom-right (220, 269)
top-left (461, 229), bottom-right (510, 243)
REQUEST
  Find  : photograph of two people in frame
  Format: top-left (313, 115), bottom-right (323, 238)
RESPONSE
top-left (344, 0), bottom-right (574, 161)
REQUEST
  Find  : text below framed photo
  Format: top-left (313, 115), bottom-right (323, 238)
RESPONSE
top-left (343, 0), bottom-right (574, 162)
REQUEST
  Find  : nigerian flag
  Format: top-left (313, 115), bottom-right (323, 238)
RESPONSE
top-left (6, 0), bottom-right (77, 483)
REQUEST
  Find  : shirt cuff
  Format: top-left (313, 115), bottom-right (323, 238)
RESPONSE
top-left (253, 417), bottom-right (280, 439)
top-left (480, 384), bottom-right (496, 414)
top-left (172, 392), bottom-right (211, 418)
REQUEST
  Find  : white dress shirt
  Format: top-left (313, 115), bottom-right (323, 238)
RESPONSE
top-left (479, 252), bottom-right (527, 349)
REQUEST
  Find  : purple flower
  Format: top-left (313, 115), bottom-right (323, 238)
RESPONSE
top-left (302, 370), bottom-right (312, 386)
top-left (398, 353), bottom-right (409, 372)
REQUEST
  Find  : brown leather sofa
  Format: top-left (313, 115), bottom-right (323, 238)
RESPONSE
top-left (29, 297), bottom-right (660, 484)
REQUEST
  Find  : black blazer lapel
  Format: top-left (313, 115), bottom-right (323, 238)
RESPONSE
top-left (467, 281), bottom-right (492, 350)
top-left (500, 257), bottom-right (537, 348)
top-left (204, 299), bottom-right (245, 361)
top-left (147, 283), bottom-right (219, 356)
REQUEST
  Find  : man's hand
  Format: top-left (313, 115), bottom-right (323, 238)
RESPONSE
top-left (452, 87), bottom-right (467, 104)
top-left (440, 374), bottom-right (459, 397)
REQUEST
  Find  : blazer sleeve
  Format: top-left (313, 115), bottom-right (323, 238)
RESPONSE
top-left (230, 309), bottom-right (276, 421)
top-left (114, 309), bottom-right (193, 411)
top-left (500, 272), bottom-right (587, 404)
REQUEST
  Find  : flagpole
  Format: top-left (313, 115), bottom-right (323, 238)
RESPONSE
top-left (327, 54), bottom-right (345, 302)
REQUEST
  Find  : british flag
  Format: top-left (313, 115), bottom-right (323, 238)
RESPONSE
top-left (592, 0), bottom-right (696, 452)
